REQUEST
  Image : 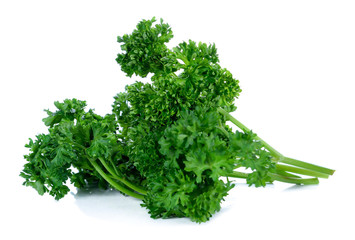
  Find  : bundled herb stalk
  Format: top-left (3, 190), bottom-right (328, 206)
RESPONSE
top-left (20, 17), bottom-right (334, 223)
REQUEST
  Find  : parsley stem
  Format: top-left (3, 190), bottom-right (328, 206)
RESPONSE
top-left (225, 171), bottom-right (319, 185)
top-left (89, 160), bottom-right (144, 200)
top-left (217, 123), bottom-right (229, 137)
top-left (217, 107), bottom-right (335, 176)
top-left (268, 173), bottom-right (319, 185)
top-left (275, 164), bottom-right (329, 179)
top-left (98, 157), bottom-right (147, 195)
top-left (275, 169), bottom-right (301, 178)
top-left (217, 107), bottom-right (282, 157)
top-left (176, 54), bottom-right (190, 65)
top-left (225, 171), bottom-right (248, 179)
top-left (279, 157), bottom-right (335, 175)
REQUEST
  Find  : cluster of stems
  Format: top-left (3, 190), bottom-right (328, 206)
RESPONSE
top-left (217, 108), bottom-right (335, 185)
top-left (88, 157), bottom-right (147, 200)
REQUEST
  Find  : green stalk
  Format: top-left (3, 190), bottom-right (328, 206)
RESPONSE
top-left (176, 54), bottom-right (190, 65)
top-left (217, 107), bottom-right (335, 175)
top-left (89, 160), bottom-right (144, 200)
top-left (268, 173), bottom-right (319, 185)
top-left (225, 171), bottom-right (248, 179)
top-left (280, 157), bottom-right (335, 175)
top-left (217, 122), bottom-right (230, 137)
top-left (217, 107), bottom-right (282, 158)
top-left (275, 169), bottom-right (301, 178)
top-left (225, 171), bottom-right (319, 185)
top-left (98, 157), bottom-right (147, 195)
top-left (276, 164), bottom-right (329, 179)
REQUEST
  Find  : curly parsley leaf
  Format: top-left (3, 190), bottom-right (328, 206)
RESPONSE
top-left (116, 17), bottom-right (179, 77)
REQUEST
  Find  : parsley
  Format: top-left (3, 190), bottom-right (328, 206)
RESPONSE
top-left (20, 17), bottom-right (334, 223)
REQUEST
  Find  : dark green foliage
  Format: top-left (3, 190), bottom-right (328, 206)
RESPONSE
top-left (143, 170), bottom-right (234, 223)
top-left (21, 134), bottom-right (74, 200)
top-left (21, 99), bottom-right (144, 200)
top-left (22, 17), bottom-right (333, 223)
top-left (116, 17), bottom-right (179, 77)
top-left (112, 17), bottom-right (246, 222)
top-left (140, 108), bottom-right (237, 222)
top-left (113, 16), bottom-right (283, 221)
top-left (143, 107), bottom-right (275, 222)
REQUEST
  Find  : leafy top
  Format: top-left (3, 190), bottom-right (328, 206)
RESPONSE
top-left (116, 17), bottom-right (178, 77)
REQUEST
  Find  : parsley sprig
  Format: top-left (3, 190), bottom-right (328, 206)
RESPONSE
top-left (21, 17), bottom-right (334, 223)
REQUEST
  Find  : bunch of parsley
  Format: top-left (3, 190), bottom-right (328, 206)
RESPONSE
top-left (20, 17), bottom-right (334, 223)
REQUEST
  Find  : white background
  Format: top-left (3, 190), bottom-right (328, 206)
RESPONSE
top-left (1, 0), bottom-right (354, 239)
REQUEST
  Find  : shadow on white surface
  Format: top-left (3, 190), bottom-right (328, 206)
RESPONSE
top-left (72, 187), bottom-right (146, 221)
top-left (282, 184), bottom-right (319, 192)
top-left (71, 187), bottom-right (193, 225)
